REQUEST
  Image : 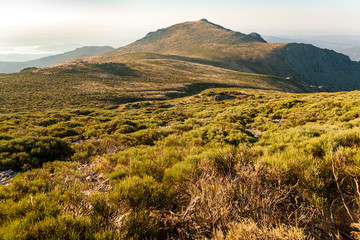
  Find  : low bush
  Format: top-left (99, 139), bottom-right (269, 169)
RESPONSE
top-left (3, 89), bottom-right (360, 238)
top-left (180, 124), bottom-right (253, 146)
top-left (338, 111), bottom-right (359, 122)
top-left (0, 136), bottom-right (73, 170)
top-left (123, 210), bottom-right (158, 240)
top-left (111, 175), bottom-right (169, 209)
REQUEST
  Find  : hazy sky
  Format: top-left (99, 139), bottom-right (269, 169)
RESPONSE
top-left (1, 0), bottom-right (359, 53)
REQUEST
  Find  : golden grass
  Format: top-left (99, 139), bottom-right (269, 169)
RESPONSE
top-left (0, 53), bottom-right (306, 112)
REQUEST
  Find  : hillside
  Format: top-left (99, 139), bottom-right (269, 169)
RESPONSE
top-left (2, 19), bottom-right (360, 110)
top-left (2, 88), bottom-right (360, 239)
top-left (115, 19), bottom-right (265, 54)
top-left (265, 35), bottom-right (360, 61)
top-left (0, 46), bottom-right (114, 73)
top-left (99, 19), bottom-right (360, 91)
top-left (0, 52), bottom-right (308, 113)
top-left (4, 19), bottom-right (360, 112)
top-left (3, 19), bottom-right (360, 240)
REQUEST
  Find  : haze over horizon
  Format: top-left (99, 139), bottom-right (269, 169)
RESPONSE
top-left (1, 0), bottom-right (360, 55)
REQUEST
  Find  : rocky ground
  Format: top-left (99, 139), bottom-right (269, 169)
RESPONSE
top-left (0, 170), bottom-right (18, 186)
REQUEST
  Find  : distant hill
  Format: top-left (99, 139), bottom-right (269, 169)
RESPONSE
top-left (95, 19), bottom-right (360, 91)
top-left (114, 19), bottom-right (265, 55)
top-left (265, 35), bottom-right (360, 61)
top-left (0, 52), bottom-right (308, 112)
top-left (0, 46), bottom-right (114, 73)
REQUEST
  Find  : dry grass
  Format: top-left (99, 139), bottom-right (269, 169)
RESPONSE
top-left (213, 219), bottom-right (308, 240)
top-left (161, 159), bottom-right (320, 239)
top-left (0, 52), bottom-right (306, 112)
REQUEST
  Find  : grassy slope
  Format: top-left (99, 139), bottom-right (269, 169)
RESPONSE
top-left (109, 19), bottom-right (360, 91)
top-left (2, 88), bottom-right (360, 239)
top-left (2, 18), bottom-right (360, 240)
top-left (0, 52), bottom-right (307, 113)
top-left (113, 19), bottom-right (287, 67)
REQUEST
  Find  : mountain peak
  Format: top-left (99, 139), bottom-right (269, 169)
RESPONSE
top-left (199, 18), bottom-right (209, 22)
top-left (195, 18), bottom-right (234, 32)
top-left (119, 19), bottom-right (266, 56)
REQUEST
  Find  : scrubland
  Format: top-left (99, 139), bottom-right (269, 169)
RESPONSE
top-left (1, 88), bottom-right (360, 239)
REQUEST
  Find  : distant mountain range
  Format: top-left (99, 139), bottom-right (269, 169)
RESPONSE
top-left (0, 46), bottom-right (114, 73)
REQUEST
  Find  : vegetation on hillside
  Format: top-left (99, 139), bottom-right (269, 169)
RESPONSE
top-left (0, 54), bottom-right (307, 113)
top-left (2, 88), bottom-right (360, 239)
top-left (109, 19), bottom-right (360, 92)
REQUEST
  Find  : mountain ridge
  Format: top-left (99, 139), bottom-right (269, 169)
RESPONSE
top-left (112, 19), bottom-right (266, 56)
top-left (99, 19), bottom-right (360, 91)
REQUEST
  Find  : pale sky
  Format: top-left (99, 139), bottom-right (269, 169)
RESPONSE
top-left (1, 0), bottom-right (359, 54)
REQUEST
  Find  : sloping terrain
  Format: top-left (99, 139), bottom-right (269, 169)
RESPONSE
top-left (0, 46), bottom-right (114, 73)
top-left (2, 88), bottom-right (360, 239)
top-left (3, 18), bottom-right (360, 240)
top-left (0, 52), bottom-right (307, 112)
top-left (3, 19), bottom-right (360, 113)
top-left (265, 35), bottom-right (360, 61)
top-left (95, 19), bottom-right (360, 91)
top-left (115, 19), bottom-right (266, 54)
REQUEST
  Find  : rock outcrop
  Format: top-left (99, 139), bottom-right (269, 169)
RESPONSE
top-left (0, 169), bottom-right (18, 185)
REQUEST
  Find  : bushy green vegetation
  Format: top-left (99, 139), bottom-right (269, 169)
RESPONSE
top-left (0, 136), bottom-right (72, 170)
top-left (2, 88), bottom-right (360, 239)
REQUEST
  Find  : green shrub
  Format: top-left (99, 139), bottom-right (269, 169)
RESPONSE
top-left (338, 111), bottom-right (359, 122)
top-left (275, 99), bottom-right (306, 109)
top-left (331, 130), bottom-right (360, 149)
top-left (104, 168), bottom-right (127, 182)
top-left (94, 228), bottom-right (123, 240)
top-left (163, 156), bottom-right (198, 184)
top-left (194, 110), bottom-right (213, 118)
top-left (303, 138), bottom-right (326, 158)
top-left (111, 175), bottom-right (167, 209)
top-left (38, 118), bottom-right (58, 127)
top-left (0, 215), bottom-right (94, 240)
top-left (90, 194), bottom-right (116, 227)
top-left (130, 128), bottom-right (171, 146)
top-left (45, 121), bottom-right (83, 138)
top-left (72, 136), bottom-right (121, 162)
top-left (180, 125), bottom-right (252, 146)
top-left (171, 122), bottom-right (197, 133)
top-left (215, 106), bottom-right (257, 125)
top-left (0, 136), bottom-right (73, 170)
top-left (124, 210), bottom-right (158, 240)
